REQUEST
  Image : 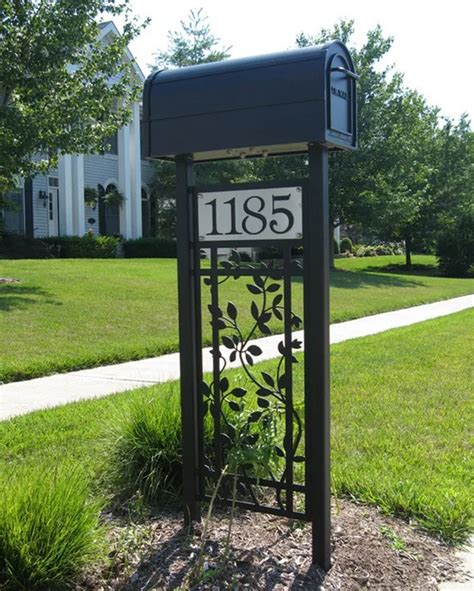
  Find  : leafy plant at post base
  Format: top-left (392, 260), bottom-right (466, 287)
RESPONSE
top-left (203, 249), bottom-right (304, 512)
top-left (0, 466), bottom-right (104, 590)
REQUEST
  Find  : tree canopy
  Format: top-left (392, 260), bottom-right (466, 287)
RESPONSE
top-left (0, 0), bottom-right (146, 197)
top-left (151, 8), bottom-right (230, 70)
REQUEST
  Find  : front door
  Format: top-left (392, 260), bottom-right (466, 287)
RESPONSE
top-left (47, 177), bottom-right (59, 236)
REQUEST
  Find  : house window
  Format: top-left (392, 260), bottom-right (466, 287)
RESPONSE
top-left (1, 184), bottom-right (25, 234)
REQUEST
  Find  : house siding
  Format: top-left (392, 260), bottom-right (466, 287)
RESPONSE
top-left (31, 175), bottom-right (49, 237)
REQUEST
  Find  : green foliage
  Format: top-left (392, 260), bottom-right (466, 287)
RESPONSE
top-left (122, 237), bottom-right (177, 258)
top-left (352, 242), bottom-right (404, 258)
top-left (152, 8), bottom-right (230, 69)
top-left (110, 392), bottom-right (183, 505)
top-left (0, 0), bottom-right (147, 198)
top-left (0, 467), bottom-right (103, 590)
top-left (42, 234), bottom-right (119, 258)
top-left (339, 237), bottom-right (353, 253)
top-left (0, 233), bottom-right (54, 259)
top-left (432, 117), bottom-right (474, 225)
top-left (436, 209), bottom-right (474, 277)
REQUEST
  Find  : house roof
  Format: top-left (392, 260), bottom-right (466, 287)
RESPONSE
top-left (98, 21), bottom-right (145, 83)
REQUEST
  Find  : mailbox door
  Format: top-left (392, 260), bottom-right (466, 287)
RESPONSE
top-left (326, 53), bottom-right (357, 149)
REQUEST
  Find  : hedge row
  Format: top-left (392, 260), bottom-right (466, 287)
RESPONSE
top-left (42, 235), bottom-right (119, 258)
top-left (0, 234), bottom-right (177, 259)
top-left (121, 237), bottom-right (177, 258)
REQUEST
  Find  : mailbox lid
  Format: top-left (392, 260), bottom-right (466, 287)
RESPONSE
top-left (148, 47), bottom-right (326, 120)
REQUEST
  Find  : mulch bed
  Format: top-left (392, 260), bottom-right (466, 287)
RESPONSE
top-left (82, 498), bottom-right (468, 590)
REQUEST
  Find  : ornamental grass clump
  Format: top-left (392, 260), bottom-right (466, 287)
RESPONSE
top-left (111, 390), bottom-right (184, 507)
top-left (0, 467), bottom-right (104, 590)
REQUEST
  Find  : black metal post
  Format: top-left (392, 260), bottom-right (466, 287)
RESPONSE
top-left (175, 154), bottom-right (201, 525)
top-left (304, 143), bottom-right (331, 570)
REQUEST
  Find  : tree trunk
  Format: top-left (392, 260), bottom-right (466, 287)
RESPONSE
top-left (405, 235), bottom-right (412, 267)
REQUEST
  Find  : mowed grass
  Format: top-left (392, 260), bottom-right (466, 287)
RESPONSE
top-left (1, 255), bottom-right (473, 382)
top-left (1, 310), bottom-right (472, 543)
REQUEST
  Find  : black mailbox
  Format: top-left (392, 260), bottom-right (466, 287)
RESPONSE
top-left (143, 41), bottom-right (357, 161)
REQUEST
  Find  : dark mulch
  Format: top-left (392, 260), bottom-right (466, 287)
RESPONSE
top-left (83, 499), bottom-right (468, 590)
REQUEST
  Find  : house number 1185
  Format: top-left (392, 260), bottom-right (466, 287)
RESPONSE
top-left (197, 186), bottom-right (303, 242)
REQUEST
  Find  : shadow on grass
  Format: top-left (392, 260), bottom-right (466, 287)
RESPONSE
top-left (0, 284), bottom-right (59, 311)
top-left (294, 270), bottom-right (425, 289)
top-left (331, 269), bottom-right (426, 289)
top-left (363, 263), bottom-right (441, 277)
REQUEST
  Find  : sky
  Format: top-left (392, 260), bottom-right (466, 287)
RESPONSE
top-left (124, 0), bottom-right (473, 121)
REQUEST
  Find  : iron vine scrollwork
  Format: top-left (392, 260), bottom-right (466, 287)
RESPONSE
top-left (202, 249), bottom-right (305, 513)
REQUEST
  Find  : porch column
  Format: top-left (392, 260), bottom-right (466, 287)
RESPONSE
top-left (118, 124), bottom-right (132, 238)
top-left (58, 154), bottom-right (73, 235)
top-left (129, 102), bottom-right (143, 238)
top-left (71, 154), bottom-right (85, 235)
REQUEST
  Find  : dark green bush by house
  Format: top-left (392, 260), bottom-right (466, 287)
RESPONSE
top-left (339, 237), bottom-right (353, 253)
top-left (43, 234), bottom-right (119, 258)
top-left (436, 210), bottom-right (474, 277)
top-left (122, 237), bottom-right (177, 258)
top-left (0, 233), bottom-right (54, 259)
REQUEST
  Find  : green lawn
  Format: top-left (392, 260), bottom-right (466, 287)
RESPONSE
top-left (1, 310), bottom-right (472, 543)
top-left (1, 255), bottom-right (472, 383)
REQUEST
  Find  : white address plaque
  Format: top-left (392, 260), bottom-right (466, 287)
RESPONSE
top-left (197, 186), bottom-right (302, 241)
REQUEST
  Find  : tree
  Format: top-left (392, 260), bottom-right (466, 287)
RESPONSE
top-left (367, 89), bottom-right (439, 265)
top-left (0, 0), bottom-right (147, 204)
top-left (152, 8), bottom-right (230, 70)
top-left (431, 115), bottom-right (473, 231)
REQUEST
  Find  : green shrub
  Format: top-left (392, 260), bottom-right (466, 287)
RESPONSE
top-left (43, 234), bottom-right (119, 258)
top-left (334, 237), bottom-right (340, 255)
top-left (339, 237), bottom-right (353, 254)
top-left (436, 211), bottom-right (474, 277)
top-left (122, 237), bottom-right (177, 258)
top-left (0, 233), bottom-right (54, 259)
top-left (256, 246), bottom-right (283, 261)
top-left (111, 391), bottom-right (183, 506)
top-left (0, 467), bottom-right (103, 590)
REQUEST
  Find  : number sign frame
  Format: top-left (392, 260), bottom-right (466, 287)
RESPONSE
top-left (197, 185), bottom-right (303, 242)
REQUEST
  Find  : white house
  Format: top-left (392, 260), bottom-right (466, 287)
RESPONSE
top-left (1, 22), bottom-right (155, 240)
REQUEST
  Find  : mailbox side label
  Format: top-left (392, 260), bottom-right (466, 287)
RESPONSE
top-left (198, 186), bottom-right (302, 242)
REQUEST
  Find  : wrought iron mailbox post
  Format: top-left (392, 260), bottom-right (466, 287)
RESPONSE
top-left (143, 41), bottom-right (358, 571)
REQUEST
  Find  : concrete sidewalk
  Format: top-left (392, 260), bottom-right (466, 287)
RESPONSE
top-left (1, 294), bottom-right (472, 421)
